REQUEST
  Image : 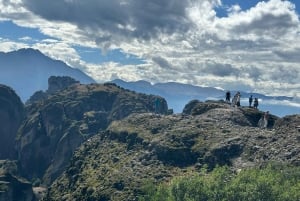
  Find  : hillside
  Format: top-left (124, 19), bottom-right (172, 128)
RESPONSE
top-left (46, 101), bottom-right (300, 201)
top-left (17, 80), bottom-right (167, 186)
top-left (0, 78), bottom-right (299, 201)
top-left (0, 48), bottom-right (95, 101)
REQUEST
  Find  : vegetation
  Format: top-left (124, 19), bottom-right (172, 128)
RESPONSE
top-left (139, 163), bottom-right (300, 201)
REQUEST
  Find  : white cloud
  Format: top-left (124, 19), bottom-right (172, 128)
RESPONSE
top-left (0, 38), bottom-right (29, 52)
top-left (217, 0), bottom-right (299, 39)
top-left (0, 0), bottom-right (299, 97)
top-left (227, 4), bottom-right (242, 14)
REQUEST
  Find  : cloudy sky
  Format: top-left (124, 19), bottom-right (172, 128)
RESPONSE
top-left (0, 0), bottom-right (300, 97)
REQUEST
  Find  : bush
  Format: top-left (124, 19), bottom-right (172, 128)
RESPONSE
top-left (139, 164), bottom-right (300, 201)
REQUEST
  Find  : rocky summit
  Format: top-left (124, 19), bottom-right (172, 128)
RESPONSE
top-left (0, 76), bottom-right (299, 201)
top-left (46, 100), bottom-right (299, 201)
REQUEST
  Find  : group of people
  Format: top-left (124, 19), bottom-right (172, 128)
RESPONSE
top-left (225, 91), bottom-right (269, 128)
top-left (248, 95), bottom-right (259, 109)
top-left (225, 91), bottom-right (259, 109)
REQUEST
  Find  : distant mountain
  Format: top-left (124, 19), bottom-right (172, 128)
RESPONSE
top-left (112, 79), bottom-right (224, 112)
top-left (0, 48), bottom-right (95, 101)
top-left (111, 79), bottom-right (300, 117)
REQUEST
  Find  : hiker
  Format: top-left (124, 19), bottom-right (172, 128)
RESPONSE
top-left (236, 92), bottom-right (241, 107)
top-left (263, 111), bottom-right (269, 128)
top-left (154, 98), bottom-right (160, 114)
top-left (253, 98), bottom-right (258, 109)
top-left (225, 91), bottom-right (231, 102)
top-left (232, 92), bottom-right (241, 107)
top-left (249, 95), bottom-right (253, 107)
top-left (231, 92), bottom-right (238, 107)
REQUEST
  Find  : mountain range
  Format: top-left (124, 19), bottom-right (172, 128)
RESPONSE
top-left (0, 48), bottom-right (299, 117)
top-left (111, 79), bottom-right (300, 117)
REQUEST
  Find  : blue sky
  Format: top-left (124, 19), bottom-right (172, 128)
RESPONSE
top-left (0, 21), bottom-right (47, 41)
top-left (0, 0), bottom-right (300, 99)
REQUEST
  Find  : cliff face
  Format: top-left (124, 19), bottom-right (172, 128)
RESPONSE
top-left (0, 85), bottom-right (24, 159)
top-left (46, 101), bottom-right (299, 201)
top-left (17, 82), bottom-right (168, 185)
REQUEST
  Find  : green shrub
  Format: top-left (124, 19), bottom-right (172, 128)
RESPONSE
top-left (139, 164), bottom-right (300, 201)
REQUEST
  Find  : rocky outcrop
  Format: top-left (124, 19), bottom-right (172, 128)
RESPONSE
top-left (0, 173), bottom-right (35, 201)
top-left (183, 100), bottom-right (277, 127)
top-left (47, 76), bottom-right (79, 94)
top-left (46, 105), bottom-right (299, 201)
top-left (0, 160), bottom-right (36, 201)
top-left (27, 76), bottom-right (80, 104)
top-left (17, 83), bottom-right (168, 185)
top-left (0, 85), bottom-right (24, 159)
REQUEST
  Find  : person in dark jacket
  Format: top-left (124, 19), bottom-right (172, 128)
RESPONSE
top-left (249, 95), bottom-right (253, 107)
top-left (253, 98), bottom-right (259, 109)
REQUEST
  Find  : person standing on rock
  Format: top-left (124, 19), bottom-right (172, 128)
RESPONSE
top-left (154, 98), bottom-right (160, 114)
top-left (231, 92), bottom-right (239, 107)
top-left (226, 91), bottom-right (231, 103)
top-left (263, 111), bottom-right (269, 128)
top-left (232, 92), bottom-right (241, 107)
top-left (236, 92), bottom-right (241, 107)
top-left (253, 98), bottom-right (259, 109)
top-left (249, 95), bottom-right (253, 107)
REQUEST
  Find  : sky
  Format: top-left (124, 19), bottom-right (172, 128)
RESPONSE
top-left (0, 0), bottom-right (300, 98)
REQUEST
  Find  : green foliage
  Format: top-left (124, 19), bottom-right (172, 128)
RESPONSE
top-left (139, 164), bottom-right (300, 201)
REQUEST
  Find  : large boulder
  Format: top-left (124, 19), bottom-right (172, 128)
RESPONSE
top-left (0, 85), bottom-right (24, 159)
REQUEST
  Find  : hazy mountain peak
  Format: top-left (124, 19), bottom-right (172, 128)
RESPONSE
top-left (0, 48), bottom-right (95, 102)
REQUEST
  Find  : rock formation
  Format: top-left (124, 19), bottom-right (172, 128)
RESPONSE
top-left (45, 101), bottom-right (300, 201)
top-left (27, 76), bottom-right (80, 104)
top-left (0, 85), bottom-right (24, 159)
top-left (0, 173), bottom-right (35, 201)
top-left (47, 76), bottom-right (79, 94)
top-left (1, 79), bottom-right (299, 201)
top-left (17, 82), bottom-right (168, 185)
top-left (0, 160), bottom-right (36, 201)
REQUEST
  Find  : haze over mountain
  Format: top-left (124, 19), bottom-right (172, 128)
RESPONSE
top-left (0, 48), bottom-right (95, 102)
top-left (0, 48), bottom-right (298, 117)
top-left (111, 79), bottom-right (300, 117)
